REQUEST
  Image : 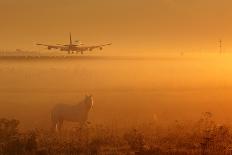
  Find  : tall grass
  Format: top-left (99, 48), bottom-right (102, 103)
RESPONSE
top-left (1, 112), bottom-right (232, 155)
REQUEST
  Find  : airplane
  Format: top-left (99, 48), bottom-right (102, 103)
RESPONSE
top-left (36, 33), bottom-right (111, 54)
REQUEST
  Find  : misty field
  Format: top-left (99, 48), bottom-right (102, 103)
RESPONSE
top-left (1, 54), bottom-right (232, 154)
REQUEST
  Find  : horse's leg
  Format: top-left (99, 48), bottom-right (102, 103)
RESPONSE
top-left (80, 116), bottom-right (88, 129)
top-left (79, 121), bottom-right (87, 130)
top-left (51, 120), bottom-right (57, 132)
top-left (57, 120), bottom-right (63, 132)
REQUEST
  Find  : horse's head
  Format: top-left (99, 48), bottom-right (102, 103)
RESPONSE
top-left (85, 94), bottom-right (93, 110)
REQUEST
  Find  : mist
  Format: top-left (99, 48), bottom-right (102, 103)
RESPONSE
top-left (0, 52), bottom-right (231, 129)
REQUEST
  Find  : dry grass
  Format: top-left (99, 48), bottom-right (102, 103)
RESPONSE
top-left (1, 112), bottom-right (232, 155)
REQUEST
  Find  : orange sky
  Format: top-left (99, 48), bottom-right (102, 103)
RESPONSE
top-left (1, 0), bottom-right (232, 52)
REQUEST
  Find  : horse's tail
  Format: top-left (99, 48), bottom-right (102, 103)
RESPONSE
top-left (51, 109), bottom-right (57, 132)
top-left (51, 108), bottom-right (54, 120)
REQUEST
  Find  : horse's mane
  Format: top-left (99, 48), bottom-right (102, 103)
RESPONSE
top-left (72, 97), bottom-right (88, 108)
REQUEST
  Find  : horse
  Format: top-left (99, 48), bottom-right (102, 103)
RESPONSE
top-left (51, 95), bottom-right (93, 132)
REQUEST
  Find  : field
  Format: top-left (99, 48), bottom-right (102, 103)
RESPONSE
top-left (0, 53), bottom-right (232, 154)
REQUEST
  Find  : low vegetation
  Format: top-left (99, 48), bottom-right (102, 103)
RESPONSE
top-left (1, 112), bottom-right (232, 155)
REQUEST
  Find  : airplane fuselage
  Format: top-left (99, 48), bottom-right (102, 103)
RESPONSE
top-left (37, 33), bottom-right (110, 54)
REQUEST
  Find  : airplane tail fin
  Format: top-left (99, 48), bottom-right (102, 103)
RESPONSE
top-left (69, 32), bottom-right (72, 45)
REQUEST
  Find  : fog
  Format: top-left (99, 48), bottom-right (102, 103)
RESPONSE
top-left (0, 52), bottom-right (232, 129)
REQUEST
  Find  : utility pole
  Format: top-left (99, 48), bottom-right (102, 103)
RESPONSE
top-left (219, 39), bottom-right (222, 54)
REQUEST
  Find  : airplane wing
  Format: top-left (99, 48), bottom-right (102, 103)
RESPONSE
top-left (83, 43), bottom-right (112, 51)
top-left (36, 43), bottom-right (64, 50)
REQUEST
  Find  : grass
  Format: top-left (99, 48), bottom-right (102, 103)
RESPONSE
top-left (1, 112), bottom-right (232, 155)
